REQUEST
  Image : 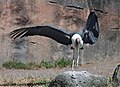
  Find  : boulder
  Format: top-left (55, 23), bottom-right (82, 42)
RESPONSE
top-left (49, 71), bottom-right (107, 87)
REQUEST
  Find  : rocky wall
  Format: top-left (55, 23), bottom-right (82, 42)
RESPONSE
top-left (0, 0), bottom-right (119, 66)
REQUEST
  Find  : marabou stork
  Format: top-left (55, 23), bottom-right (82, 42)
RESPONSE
top-left (9, 12), bottom-right (99, 70)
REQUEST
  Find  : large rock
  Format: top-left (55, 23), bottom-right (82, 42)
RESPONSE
top-left (49, 71), bottom-right (107, 87)
top-left (112, 64), bottom-right (120, 86)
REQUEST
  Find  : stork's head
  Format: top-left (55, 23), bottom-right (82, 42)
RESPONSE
top-left (71, 34), bottom-right (83, 49)
top-left (75, 38), bottom-right (80, 45)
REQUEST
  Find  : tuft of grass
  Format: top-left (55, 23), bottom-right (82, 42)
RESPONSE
top-left (3, 61), bottom-right (27, 69)
top-left (2, 59), bottom-right (72, 69)
top-left (107, 77), bottom-right (116, 87)
top-left (55, 58), bottom-right (72, 68)
top-left (26, 62), bottom-right (38, 69)
top-left (36, 78), bottom-right (50, 87)
top-left (2, 61), bottom-right (39, 69)
top-left (40, 60), bottom-right (54, 69)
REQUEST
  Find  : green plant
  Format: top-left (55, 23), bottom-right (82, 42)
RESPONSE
top-left (2, 61), bottom-right (38, 69)
top-left (2, 58), bottom-right (73, 69)
top-left (26, 62), bottom-right (38, 69)
top-left (40, 60), bottom-right (54, 69)
top-left (55, 58), bottom-right (72, 68)
top-left (107, 77), bottom-right (116, 87)
top-left (37, 78), bottom-right (50, 87)
top-left (2, 61), bottom-right (27, 69)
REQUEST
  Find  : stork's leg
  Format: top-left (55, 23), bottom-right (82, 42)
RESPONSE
top-left (72, 59), bottom-right (75, 71)
top-left (76, 46), bottom-right (80, 67)
top-left (72, 48), bottom-right (75, 71)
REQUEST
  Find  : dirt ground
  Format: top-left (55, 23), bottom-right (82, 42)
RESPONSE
top-left (0, 58), bottom-right (119, 85)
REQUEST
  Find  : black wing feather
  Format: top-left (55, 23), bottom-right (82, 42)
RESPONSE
top-left (10, 26), bottom-right (72, 45)
top-left (82, 12), bottom-right (99, 44)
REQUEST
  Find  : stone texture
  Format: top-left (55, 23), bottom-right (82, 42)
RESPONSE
top-left (48, 71), bottom-right (107, 87)
top-left (112, 64), bottom-right (120, 86)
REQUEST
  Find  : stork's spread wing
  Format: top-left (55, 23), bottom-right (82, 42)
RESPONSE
top-left (82, 12), bottom-right (99, 44)
top-left (10, 26), bottom-right (71, 45)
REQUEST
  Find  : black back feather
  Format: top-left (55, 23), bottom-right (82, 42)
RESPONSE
top-left (82, 12), bottom-right (99, 44)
